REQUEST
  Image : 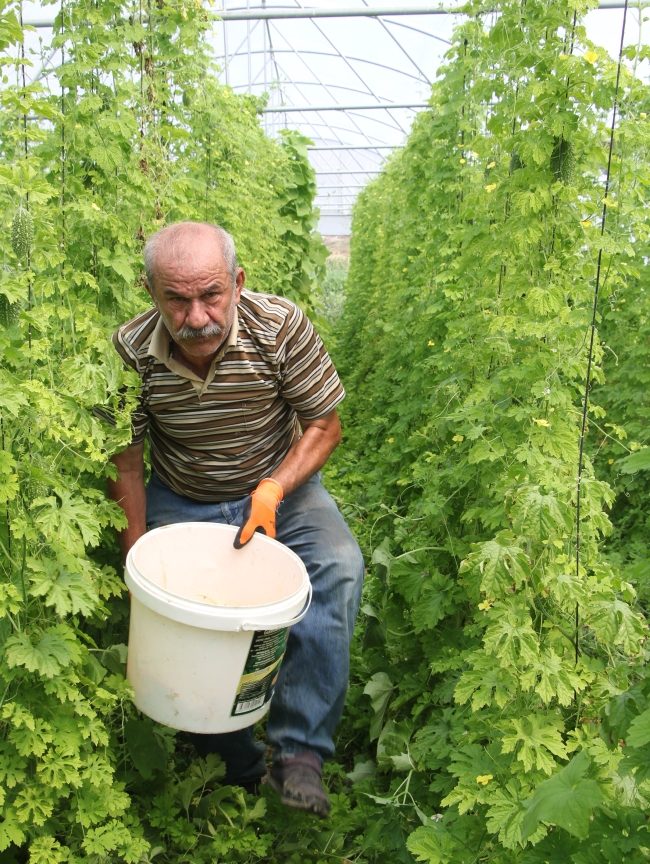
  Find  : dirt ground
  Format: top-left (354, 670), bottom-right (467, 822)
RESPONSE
top-left (322, 235), bottom-right (350, 259)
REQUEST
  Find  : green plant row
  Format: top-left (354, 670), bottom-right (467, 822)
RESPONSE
top-left (328, 0), bottom-right (650, 860)
top-left (0, 0), bottom-right (327, 859)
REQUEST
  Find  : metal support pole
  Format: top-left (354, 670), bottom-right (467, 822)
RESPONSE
top-left (263, 0), bottom-right (267, 90)
top-left (24, 1), bottom-right (647, 27)
top-left (223, 0), bottom-right (230, 85)
top-left (214, 0), bottom-right (641, 18)
top-left (262, 0), bottom-right (267, 129)
top-left (260, 102), bottom-right (430, 112)
top-left (317, 170), bottom-right (382, 174)
top-left (309, 144), bottom-right (400, 150)
top-left (246, 0), bottom-right (251, 93)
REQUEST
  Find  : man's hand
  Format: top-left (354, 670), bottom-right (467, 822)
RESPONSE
top-left (107, 442), bottom-right (147, 563)
top-left (233, 478), bottom-right (283, 548)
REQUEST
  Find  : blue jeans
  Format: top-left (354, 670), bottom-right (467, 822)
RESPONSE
top-left (146, 471), bottom-right (364, 784)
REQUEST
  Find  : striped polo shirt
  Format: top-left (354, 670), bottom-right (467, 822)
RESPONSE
top-left (111, 290), bottom-right (345, 501)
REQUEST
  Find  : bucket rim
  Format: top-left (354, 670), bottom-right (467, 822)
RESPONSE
top-left (126, 522), bottom-right (309, 617)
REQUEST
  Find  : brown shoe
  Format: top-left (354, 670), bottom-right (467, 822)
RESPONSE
top-left (266, 752), bottom-right (331, 818)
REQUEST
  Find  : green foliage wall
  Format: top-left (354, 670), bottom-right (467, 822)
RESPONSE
top-left (0, 0), bottom-right (326, 859)
top-left (332, 0), bottom-right (650, 860)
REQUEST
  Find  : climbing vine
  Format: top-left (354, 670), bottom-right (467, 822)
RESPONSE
top-left (0, 0), bottom-right (326, 859)
top-left (333, 0), bottom-right (650, 860)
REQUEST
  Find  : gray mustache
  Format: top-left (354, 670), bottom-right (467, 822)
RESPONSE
top-left (175, 322), bottom-right (223, 340)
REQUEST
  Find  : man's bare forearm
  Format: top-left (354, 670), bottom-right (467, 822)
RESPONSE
top-left (107, 442), bottom-right (147, 563)
top-left (271, 408), bottom-right (342, 497)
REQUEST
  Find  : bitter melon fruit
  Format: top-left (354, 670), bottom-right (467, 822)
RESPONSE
top-left (11, 207), bottom-right (34, 260)
top-left (509, 151), bottom-right (524, 173)
top-left (550, 137), bottom-right (576, 185)
top-left (0, 294), bottom-right (20, 327)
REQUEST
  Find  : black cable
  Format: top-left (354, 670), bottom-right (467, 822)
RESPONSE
top-left (575, 0), bottom-right (629, 664)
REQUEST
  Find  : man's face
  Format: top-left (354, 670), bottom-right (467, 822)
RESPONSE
top-left (147, 245), bottom-right (244, 359)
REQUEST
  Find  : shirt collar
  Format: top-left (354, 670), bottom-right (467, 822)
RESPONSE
top-left (147, 308), bottom-right (239, 394)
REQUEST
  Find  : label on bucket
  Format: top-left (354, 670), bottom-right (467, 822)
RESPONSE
top-left (231, 627), bottom-right (289, 716)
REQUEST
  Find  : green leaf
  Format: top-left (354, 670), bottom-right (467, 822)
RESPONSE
top-left (455, 653), bottom-right (517, 710)
top-left (35, 492), bottom-right (102, 549)
top-left (512, 486), bottom-right (572, 540)
top-left (0, 372), bottom-right (28, 417)
top-left (0, 583), bottom-right (21, 619)
top-left (124, 718), bottom-right (169, 779)
top-left (626, 708), bottom-right (650, 749)
top-left (406, 825), bottom-right (457, 863)
top-left (364, 672), bottom-right (394, 741)
top-left (501, 714), bottom-right (567, 774)
top-left (82, 654), bottom-right (107, 685)
top-left (411, 575), bottom-right (454, 633)
top-left (99, 643), bottom-right (128, 676)
top-left (0, 451), bottom-right (17, 504)
top-left (28, 559), bottom-right (98, 617)
top-left (82, 819), bottom-right (132, 856)
top-left (461, 532), bottom-right (530, 597)
top-left (483, 600), bottom-right (539, 666)
top-left (467, 439), bottom-right (506, 464)
top-left (618, 448), bottom-right (650, 473)
top-left (521, 751), bottom-right (603, 839)
top-left (5, 625), bottom-right (81, 678)
top-left (0, 807), bottom-right (26, 852)
top-left (347, 759), bottom-right (376, 783)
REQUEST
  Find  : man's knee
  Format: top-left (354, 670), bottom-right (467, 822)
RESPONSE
top-left (328, 528), bottom-right (364, 615)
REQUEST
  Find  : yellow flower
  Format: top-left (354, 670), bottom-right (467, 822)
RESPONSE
top-left (403, 268), bottom-right (408, 272)
top-left (608, 458), bottom-right (615, 464)
top-left (74, 123), bottom-right (81, 129)
top-left (581, 220), bottom-right (591, 228)
top-left (476, 774), bottom-right (493, 786)
top-left (584, 50), bottom-right (598, 64)
top-left (452, 435), bottom-right (464, 442)
top-left (641, 113), bottom-right (648, 119)
top-left (460, 158), bottom-right (466, 164)
top-left (485, 183), bottom-right (497, 193)
top-left (533, 418), bottom-right (550, 427)
top-left (91, 203), bottom-right (100, 211)
top-left (387, 438), bottom-right (394, 443)
top-left (428, 340), bottom-right (435, 346)
top-left (478, 600), bottom-right (491, 611)
top-left (487, 161), bottom-right (496, 169)
top-left (559, 53), bottom-right (568, 59)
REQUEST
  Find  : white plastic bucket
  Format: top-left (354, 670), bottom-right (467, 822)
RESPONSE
top-left (125, 522), bottom-right (311, 733)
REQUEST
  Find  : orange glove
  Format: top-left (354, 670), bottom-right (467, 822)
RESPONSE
top-left (233, 478), bottom-right (284, 549)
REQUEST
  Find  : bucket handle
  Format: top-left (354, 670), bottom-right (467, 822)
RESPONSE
top-left (240, 582), bottom-right (312, 632)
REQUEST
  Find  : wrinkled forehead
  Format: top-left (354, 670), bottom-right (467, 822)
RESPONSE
top-left (155, 232), bottom-right (229, 280)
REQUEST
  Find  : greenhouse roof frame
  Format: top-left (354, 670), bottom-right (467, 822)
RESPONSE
top-left (23, 0), bottom-right (649, 235)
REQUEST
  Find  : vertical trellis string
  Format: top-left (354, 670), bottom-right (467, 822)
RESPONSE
top-left (575, 0), bottom-right (629, 664)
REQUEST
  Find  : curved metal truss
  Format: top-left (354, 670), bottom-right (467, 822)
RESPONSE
top-left (211, 1), bottom-right (455, 232)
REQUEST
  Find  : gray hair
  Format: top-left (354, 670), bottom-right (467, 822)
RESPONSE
top-left (143, 222), bottom-right (238, 289)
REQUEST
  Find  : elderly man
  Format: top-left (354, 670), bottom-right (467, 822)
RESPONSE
top-left (107, 221), bottom-right (364, 817)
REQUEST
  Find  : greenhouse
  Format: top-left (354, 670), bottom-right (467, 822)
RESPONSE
top-left (1, 0), bottom-right (650, 861)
